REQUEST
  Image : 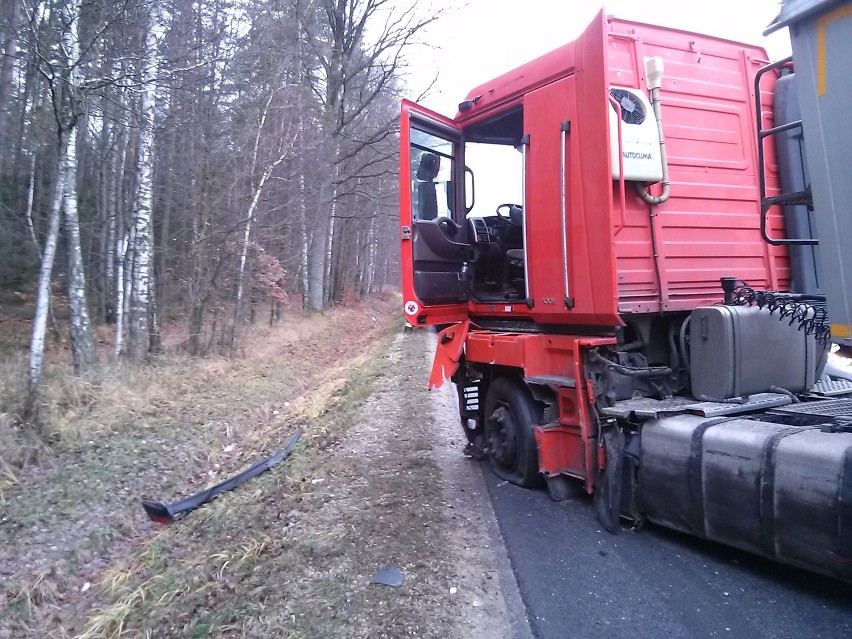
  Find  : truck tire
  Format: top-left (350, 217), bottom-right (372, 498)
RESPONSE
top-left (483, 377), bottom-right (541, 488)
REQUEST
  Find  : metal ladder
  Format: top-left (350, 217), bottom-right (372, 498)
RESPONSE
top-left (754, 56), bottom-right (817, 246)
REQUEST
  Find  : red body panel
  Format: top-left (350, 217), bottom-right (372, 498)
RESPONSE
top-left (464, 330), bottom-right (615, 489)
top-left (428, 321), bottom-right (469, 390)
top-left (605, 20), bottom-right (789, 313)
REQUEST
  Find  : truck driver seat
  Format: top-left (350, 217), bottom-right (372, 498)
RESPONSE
top-left (416, 153), bottom-right (440, 220)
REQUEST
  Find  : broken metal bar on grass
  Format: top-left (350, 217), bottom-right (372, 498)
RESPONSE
top-left (142, 428), bottom-right (304, 524)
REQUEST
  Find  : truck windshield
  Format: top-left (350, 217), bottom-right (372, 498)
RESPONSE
top-left (464, 142), bottom-right (522, 219)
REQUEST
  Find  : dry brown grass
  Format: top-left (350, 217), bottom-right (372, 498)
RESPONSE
top-left (0, 296), bottom-right (397, 459)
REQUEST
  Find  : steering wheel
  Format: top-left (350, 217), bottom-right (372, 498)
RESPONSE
top-left (496, 203), bottom-right (523, 223)
top-left (437, 216), bottom-right (460, 237)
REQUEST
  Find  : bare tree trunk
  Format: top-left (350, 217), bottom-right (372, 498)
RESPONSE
top-left (293, 8), bottom-right (310, 310)
top-left (307, 142), bottom-right (332, 312)
top-left (157, 123), bottom-right (177, 321)
top-left (308, 138), bottom-right (339, 310)
top-left (0, 0), bottom-right (19, 155)
top-left (232, 151), bottom-right (286, 339)
top-left (127, 2), bottom-right (161, 361)
top-left (97, 184), bottom-right (110, 323)
top-left (188, 192), bottom-right (205, 356)
top-left (114, 232), bottom-right (128, 358)
top-left (324, 192), bottom-right (336, 305)
top-left (307, 187), bottom-right (328, 311)
top-left (24, 129), bottom-right (70, 424)
top-left (96, 107), bottom-right (112, 324)
top-left (298, 170), bottom-right (309, 309)
top-left (25, 152), bottom-right (61, 340)
top-left (361, 215), bottom-right (375, 299)
top-left (54, 0), bottom-right (98, 376)
top-left (24, 153), bottom-right (39, 252)
top-left (110, 114), bottom-right (128, 348)
top-left (366, 214), bottom-right (378, 295)
top-left (296, 102), bottom-right (309, 309)
top-left (149, 281), bottom-right (161, 353)
top-left (103, 176), bottom-right (116, 325)
top-left (104, 218), bottom-right (115, 317)
top-left (63, 127), bottom-right (99, 374)
top-left (123, 224), bottom-right (135, 350)
top-left (232, 197), bottom-right (256, 351)
top-left (128, 206), bottom-right (152, 360)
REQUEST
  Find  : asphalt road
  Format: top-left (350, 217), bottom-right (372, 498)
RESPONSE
top-left (481, 467), bottom-right (852, 639)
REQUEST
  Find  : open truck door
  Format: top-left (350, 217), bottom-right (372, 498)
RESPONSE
top-left (400, 100), bottom-right (473, 327)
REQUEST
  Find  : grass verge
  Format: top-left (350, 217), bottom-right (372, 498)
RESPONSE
top-left (0, 296), bottom-right (466, 638)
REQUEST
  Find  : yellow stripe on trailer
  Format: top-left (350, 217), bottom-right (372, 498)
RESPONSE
top-left (817, 4), bottom-right (852, 96)
top-left (831, 323), bottom-right (851, 339)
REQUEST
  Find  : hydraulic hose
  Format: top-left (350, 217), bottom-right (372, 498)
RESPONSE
top-left (667, 322), bottom-right (680, 373)
top-left (679, 315), bottom-right (691, 370)
top-left (770, 385), bottom-right (801, 404)
top-left (588, 350), bottom-right (672, 378)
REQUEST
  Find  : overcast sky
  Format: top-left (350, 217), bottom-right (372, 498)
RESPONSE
top-left (410, 0), bottom-right (792, 115)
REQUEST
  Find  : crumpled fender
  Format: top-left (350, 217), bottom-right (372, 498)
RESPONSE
top-left (428, 320), bottom-right (470, 390)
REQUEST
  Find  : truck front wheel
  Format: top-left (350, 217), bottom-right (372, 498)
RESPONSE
top-left (483, 377), bottom-right (541, 488)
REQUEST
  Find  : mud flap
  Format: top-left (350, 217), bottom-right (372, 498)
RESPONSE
top-left (594, 426), bottom-right (626, 534)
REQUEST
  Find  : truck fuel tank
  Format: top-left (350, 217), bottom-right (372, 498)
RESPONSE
top-left (689, 305), bottom-right (821, 400)
top-left (639, 413), bottom-right (852, 581)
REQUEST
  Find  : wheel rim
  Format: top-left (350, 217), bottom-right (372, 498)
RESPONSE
top-left (487, 403), bottom-right (519, 471)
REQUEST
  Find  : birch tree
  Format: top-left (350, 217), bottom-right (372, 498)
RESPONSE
top-left (0, 1), bottom-right (20, 156)
top-left (230, 90), bottom-right (290, 352)
top-left (57, 1), bottom-right (97, 375)
top-left (127, 0), bottom-right (164, 361)
top-left (24, 0), bottom-right (99, 422)
top-left (63, 121), bottom-right (98, 376)
top-left (24, 130), bottom-right (66, 424)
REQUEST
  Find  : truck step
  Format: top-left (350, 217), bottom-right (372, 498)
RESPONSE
top-left (768, 397), bottom-right (852, 425)
top-left (461, 381), bottom-right (481, 415)
top-left (601, 392), bottom-right (792, 420)
top-left (810, 378), bottom-right (852, 397)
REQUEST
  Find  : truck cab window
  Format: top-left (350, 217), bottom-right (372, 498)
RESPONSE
top-left (410, 129), bottom-right (455, 221)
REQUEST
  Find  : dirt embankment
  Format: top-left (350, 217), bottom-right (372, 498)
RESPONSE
top-left (0, 296), bottom-right (526, 638)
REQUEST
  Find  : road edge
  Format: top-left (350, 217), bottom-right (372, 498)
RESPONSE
top-left (424, 329), bottom-right (534, 639)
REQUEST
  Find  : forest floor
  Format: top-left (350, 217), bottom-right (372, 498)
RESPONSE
top-left (0, 292), bottom-right (524, 638)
